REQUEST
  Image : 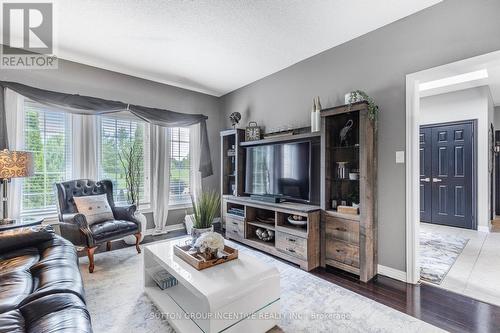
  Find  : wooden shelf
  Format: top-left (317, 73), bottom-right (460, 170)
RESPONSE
top-left (240, 132), bottom-right (320, 147)
top-left (275, 225), bottom-right (307, 237)
top-left (246, 237), bottom-right (275, 249)
top-left (247, 221), bottom-right (275, 231)
top-left (323, 209), bottom-right (360, 221)
top-left (331, 145), bottom-right (360, 150)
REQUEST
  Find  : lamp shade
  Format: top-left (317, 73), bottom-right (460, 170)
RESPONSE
top-left (0, 150), bottom-right (34, 179)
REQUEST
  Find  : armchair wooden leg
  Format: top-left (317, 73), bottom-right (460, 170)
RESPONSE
top-left (135, 233), bottom-right (142, 254)
top-left (87, 247), bottom-right (97, 273)
top-left (106, 241), bottom-right (112, 251)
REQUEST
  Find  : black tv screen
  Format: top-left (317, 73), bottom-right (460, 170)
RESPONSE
top-left (245, 141), bottom-right (311, 202)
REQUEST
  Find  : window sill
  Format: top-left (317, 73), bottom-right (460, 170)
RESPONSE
top-left (168, 203), bottom-right (193, 210)
top-left (21, 204), bottom-right (190, 222)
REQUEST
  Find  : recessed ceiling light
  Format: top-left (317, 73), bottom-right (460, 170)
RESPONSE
top-left (419, 69), bottom-right (489, 91)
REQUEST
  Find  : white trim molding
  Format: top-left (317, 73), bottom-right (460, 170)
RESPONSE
top-left (478, 225), bottom-right (490, 233)
top-left (405, 73), bottom-right (421, 285)
top-left (377, 265), bottom-right (407, 283)
top-left (404, 50), bottom-right (500, 286)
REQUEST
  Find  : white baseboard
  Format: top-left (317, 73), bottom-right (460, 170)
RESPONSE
top-left (145, 223), bottom-right (186, 236)
top-left (377, 265), bottom-right (407, 283)
top-left (478, 225), bottom-right (490, 233)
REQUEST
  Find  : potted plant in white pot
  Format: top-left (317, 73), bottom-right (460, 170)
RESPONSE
top-left (119, 135), bottom-right (147, 245)
top-left (191, 191), bottom-right (221, 244)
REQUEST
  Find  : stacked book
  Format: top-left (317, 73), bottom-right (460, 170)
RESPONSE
top-left (228, 208), bottom-right (244, 217)
top-left (149, 267), bottom-right (178, 290)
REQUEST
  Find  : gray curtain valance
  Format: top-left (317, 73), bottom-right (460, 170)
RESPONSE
top-left (0, 81), bottom-right (213, 177)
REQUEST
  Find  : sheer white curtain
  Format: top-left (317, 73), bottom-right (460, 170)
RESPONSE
top-left (151, 125), bottom-right (171, 232)
top-left (72, 114), bottom-right (99, 180)
top-left (4, 88), bottom-right (25, 218)
top-left (190, 123), bottom-right (203, 203)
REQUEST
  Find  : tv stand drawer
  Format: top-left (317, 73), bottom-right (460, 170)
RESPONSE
top-left (226, 218), bottom-right (244, 239)
top-left (275, 231), bottom-right (306, 260)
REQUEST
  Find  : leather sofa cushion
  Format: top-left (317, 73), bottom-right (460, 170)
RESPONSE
top-left (90, 220), bottom-right (137, 242)
top-left (20, 237), bottom-right (85, 306)
top-left (0, 248), bottom-right (39, 276)
top-left (20, 294), bottom-right (92, 333)
top-left (0, 310), bottom-right (24, 333)
top-left (0, 271), bottom-right (33, 314)
top-left (0, 226), bottom-right (54, 254)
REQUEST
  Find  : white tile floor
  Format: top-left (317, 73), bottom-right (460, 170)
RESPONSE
top-left (420, 222), bottom-right (500, 306)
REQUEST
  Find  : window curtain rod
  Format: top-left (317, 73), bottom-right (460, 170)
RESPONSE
top-left (0, 81), bottom-right (213, 178)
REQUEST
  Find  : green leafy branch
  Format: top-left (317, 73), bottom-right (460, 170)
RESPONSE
top-left (348, 90), bottom-right (379, 121)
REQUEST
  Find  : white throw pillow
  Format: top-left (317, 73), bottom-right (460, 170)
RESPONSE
top-left (73, 194), bottom-right (114, 225)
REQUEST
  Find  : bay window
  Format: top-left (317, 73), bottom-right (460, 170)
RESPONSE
top-left (20, 100), bottom-right (190, 216)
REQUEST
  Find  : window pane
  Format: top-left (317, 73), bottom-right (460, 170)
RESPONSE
top-left (99, 116), bottom-right (150, 205)
top-left (169, 127), bottom-right (191, 205)
top-left (22, 101), bottom-right (71, 213)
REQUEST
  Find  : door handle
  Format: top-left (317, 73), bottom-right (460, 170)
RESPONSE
top-left (432, 178), bottom-right (442, 183)
top-left (420, 177), bottom-right (430, 182)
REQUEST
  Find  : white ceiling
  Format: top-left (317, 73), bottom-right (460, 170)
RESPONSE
top-left (45, 1), bottom-right (440, 96)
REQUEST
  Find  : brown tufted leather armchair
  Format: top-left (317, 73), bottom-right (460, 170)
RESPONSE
top-left (54, 179), bottom-right (142, 273)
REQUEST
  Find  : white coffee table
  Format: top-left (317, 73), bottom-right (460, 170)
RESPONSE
top-left (143, 237), bottom-right (280, 333)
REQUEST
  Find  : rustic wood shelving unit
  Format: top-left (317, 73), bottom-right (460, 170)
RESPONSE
top-left (320, 101), bottom-right (378, 282)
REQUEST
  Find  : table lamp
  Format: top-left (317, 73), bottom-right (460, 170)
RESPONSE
top-left (0, 150), bottom-right (34, 224)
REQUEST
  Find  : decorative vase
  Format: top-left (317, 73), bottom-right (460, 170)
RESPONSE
top-left (191, 225), bottom-right (214, 245)
top-left (311, 111), bottom-right (320, 132)
top-left (345, 91), bottom-right (365, 105)
top-left (124, 211), bottom-right (147, 245)
top-left (310, 96), bottom-right (321, 132)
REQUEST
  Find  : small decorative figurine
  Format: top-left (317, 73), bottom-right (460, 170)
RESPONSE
top-left (229, 112), bottom-right (241, 129)
top-left (339, 119), bottom-right (354, 146)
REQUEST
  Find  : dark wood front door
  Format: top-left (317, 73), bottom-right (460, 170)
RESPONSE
top-left (420, 122), bottom-right (475, 229)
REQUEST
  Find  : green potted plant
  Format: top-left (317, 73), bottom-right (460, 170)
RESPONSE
top-left (191, 191), bottom-right (221, 243)
top-left (119, 135), bottom-right (147, 244)
top-left (346, 90), bottom-right (379, 121)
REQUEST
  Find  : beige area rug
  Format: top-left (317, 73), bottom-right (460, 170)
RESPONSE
top-left (80, 239), bottom-right (444, 333)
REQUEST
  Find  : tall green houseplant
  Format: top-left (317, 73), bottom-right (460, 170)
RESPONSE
top-left (192, 191), bottom-right (221, 229)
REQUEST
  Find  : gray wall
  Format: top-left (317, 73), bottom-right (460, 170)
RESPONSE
top-left (0, 58), bottom-right (221, 227)
top-left (221, 0), bottom-right (500, 271)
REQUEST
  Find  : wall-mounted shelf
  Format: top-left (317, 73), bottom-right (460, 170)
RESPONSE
top-left (240, 131), bottom-right (320, 147)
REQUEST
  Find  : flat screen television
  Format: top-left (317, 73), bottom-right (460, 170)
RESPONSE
top-left (245, 141), bottom-right (311, 202)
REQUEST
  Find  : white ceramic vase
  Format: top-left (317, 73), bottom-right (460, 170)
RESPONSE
top-left (310, 111), bottom-right (320, 132)
top-left (124, 211), bottom-right (147, 245)
top-left (191, 225), bottom-right (214, 245)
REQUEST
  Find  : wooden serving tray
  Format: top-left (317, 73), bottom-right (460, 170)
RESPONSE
top-left (174, 244), bottom-right (238, 270)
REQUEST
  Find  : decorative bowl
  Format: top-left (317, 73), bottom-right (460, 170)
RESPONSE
top-left (287, 215), bottom-right (307, 226)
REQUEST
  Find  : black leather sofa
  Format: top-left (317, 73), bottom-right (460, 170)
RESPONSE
top-left (0, 225), bottom-right (92, 333)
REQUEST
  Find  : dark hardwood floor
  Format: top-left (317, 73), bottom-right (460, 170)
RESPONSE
top-left (312, 266), bottom-right (500, 333)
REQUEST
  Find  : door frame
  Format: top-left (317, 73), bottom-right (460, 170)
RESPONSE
top-left (405, 50), bottom-right (500, 284)
top-left (419, 120), bottom-right (478, 230)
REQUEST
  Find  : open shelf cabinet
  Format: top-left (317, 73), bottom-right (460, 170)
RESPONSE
top-left (223, 195), bottom-right (320, 271)
top-left (320, 101), bottom-right (378, 282)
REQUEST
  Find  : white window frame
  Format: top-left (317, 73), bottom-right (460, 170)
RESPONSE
top-left (169, 127), bottom-right (191, 207)
top-left (21, 102), bottom-right (72, 217)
